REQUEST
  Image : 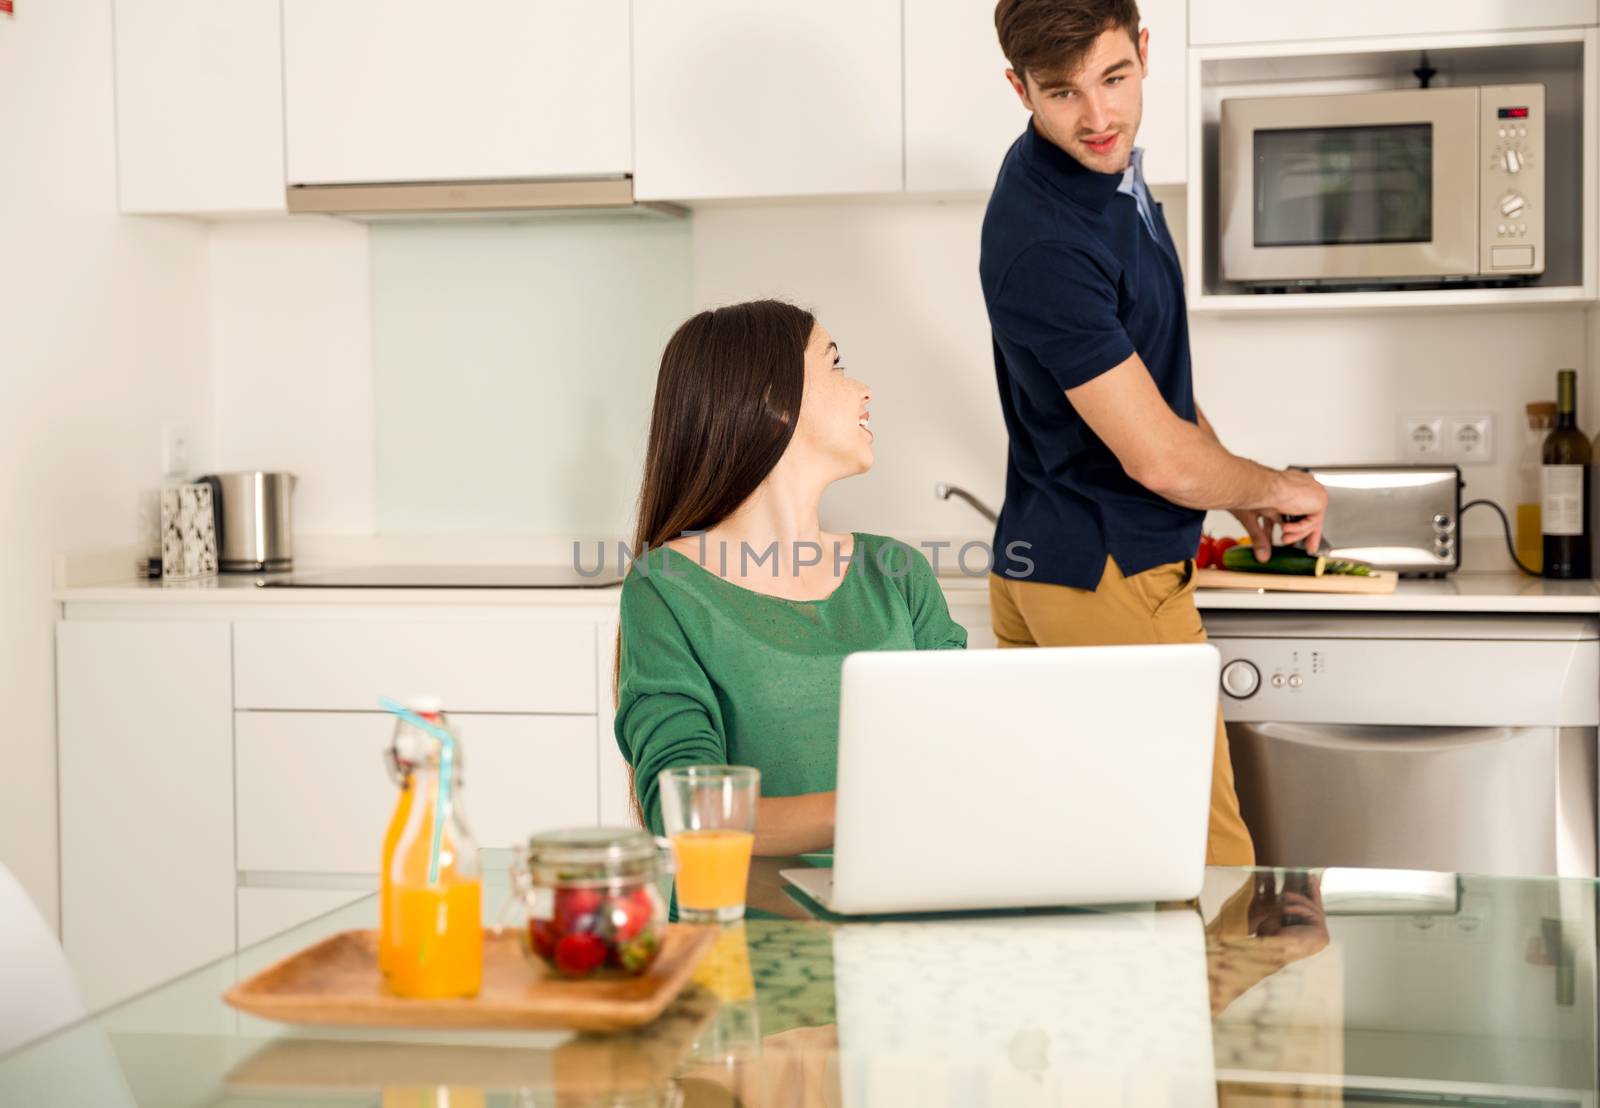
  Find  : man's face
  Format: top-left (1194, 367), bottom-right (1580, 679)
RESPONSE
top-left (1006, 27), bottom-right (1148, 175)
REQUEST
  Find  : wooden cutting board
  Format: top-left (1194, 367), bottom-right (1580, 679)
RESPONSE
top-left (224, 925), bottom-right (717, 1033)
top-left (1195, 567), bottom-right (1399, 594)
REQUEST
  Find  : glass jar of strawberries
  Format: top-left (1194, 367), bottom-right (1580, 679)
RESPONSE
top-left (511, 828), bottom-right (672, 979)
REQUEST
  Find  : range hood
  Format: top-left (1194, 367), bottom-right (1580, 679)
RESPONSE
top-left (285, 175), bottom-right (686, 221)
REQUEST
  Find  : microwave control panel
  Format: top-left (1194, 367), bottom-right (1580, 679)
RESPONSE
top-left (1480, 83), bottom-right (1546, 277)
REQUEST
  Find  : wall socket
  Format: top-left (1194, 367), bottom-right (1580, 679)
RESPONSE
top-left (161, 423), bottom-right (190, 478)
top-left (1400, 412), bottom-right (1494, 463)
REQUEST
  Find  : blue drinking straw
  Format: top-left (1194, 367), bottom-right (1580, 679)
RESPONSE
top-left (379, 697), bottom-right (456, 887)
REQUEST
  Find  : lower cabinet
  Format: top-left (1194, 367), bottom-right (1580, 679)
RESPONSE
top-left (57, 621), bottom-right (236, 1013)
top-left (237, 886), bottom-right (369, 948)
top-left (236, 710), bottom-right (602, 875)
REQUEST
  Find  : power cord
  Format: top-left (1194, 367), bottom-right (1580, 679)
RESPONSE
top-left (1461, 499), bottom-right (1540, 576)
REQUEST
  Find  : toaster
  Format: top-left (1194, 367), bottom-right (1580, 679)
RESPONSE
top-left (1293, 464), bottom-right (1464, 577)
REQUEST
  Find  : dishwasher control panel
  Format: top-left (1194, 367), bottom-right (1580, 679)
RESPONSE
top-left (1206, 635), bottom-right (1598, 727)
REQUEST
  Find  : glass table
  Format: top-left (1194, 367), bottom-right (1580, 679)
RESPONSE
top-left (2, 857), bottom-right (1595, 1107)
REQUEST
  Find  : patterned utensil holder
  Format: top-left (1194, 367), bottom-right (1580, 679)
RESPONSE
top-left (160, 483), bottom-right (219, 581)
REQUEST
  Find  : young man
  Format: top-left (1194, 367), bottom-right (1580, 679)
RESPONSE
top-left (981, 0), bottom-right (1329, 865)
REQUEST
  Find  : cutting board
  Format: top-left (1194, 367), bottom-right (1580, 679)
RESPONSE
top-left (1195, 567), bottom-right (1398, 595)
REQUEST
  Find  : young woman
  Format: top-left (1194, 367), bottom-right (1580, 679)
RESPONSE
top-left (615, 300), bottom-right (967, 854)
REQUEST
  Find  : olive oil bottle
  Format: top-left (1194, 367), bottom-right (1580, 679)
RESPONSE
top-left (1542, 369), bottom-right (1591, 579)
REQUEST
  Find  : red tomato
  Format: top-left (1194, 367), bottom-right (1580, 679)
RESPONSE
top-left (553, 931), bottom-right (608, 977)
top-left (1213, 537), bottom-right (1238, 563)
top-left (1196, 534), bottom-right (1215, 569)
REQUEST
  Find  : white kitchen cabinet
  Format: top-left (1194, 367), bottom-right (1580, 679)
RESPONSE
top-left (282, 0), bottom-right (631, 185)
top-left (57, 621), bottom-right (235, 1012)
top-left (236, 711), bottom-right (600, 874)
top-left (943, 589), bottom-right (998, 650)
top-left (632, 0), bottom-right (903, 200)
top-left (1136, 0), bottom-right (1187, 186)
top-left (595, 620), bottom-right (634, 826)
top-left (1191, 1), bottom-right (1598, 46)
top-left (237, 888), bottom-right (367, 948)
top-left (904, 0), bottom-right (1186, 192)
top-left (904, 0), bottom-right (1028, 192)
top-left (232, 619), bottom-right (597, 714)
top-left (113, 0), bottom-right (286, 213)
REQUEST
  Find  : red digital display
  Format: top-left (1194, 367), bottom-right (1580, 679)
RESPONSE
top-left (1499, 107), bottom-right (1531, 119)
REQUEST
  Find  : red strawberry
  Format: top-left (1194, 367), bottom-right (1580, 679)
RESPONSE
top-left (528, 919), bottom-right (559, 960)
top-left (608, 887), bottom-right (655, 942)
top-left (553, 931), bottom-right (608, 978)
top-left (554, 888), bottom-right (602, 926)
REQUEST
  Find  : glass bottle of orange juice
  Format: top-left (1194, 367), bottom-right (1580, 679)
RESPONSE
top-left (380, 703), bottom-right (483, 998)
top-left (378, 698), bottom-right (438, 980)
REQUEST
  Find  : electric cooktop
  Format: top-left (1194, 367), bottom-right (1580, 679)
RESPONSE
top-left (257, 565), bottom-right (623, 589)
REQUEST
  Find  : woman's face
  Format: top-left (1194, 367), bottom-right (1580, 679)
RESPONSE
top-left (791, 323), bottom-right (873, 478)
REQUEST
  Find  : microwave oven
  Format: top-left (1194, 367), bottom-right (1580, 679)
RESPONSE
top-left (1219, 85), bottom-right (1545, 287)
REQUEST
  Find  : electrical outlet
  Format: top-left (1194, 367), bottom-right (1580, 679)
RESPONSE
top-left (1400, 414), bottom-right (1444, 457)
top-left (161, 423), bottom-right (190, 478)
top-left (1446, 413), bottom-right (1494, 463)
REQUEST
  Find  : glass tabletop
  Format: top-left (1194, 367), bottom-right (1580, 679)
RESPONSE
top-left (2, 856), bottom-right (1595, 1107)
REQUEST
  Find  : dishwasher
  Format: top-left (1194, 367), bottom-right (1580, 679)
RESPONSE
top-left (1206, 612), bottom-right (1599, 878)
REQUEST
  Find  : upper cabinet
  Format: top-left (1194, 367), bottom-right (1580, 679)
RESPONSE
top-left (282, 0), bottom-right (631, 186)
top-left (113, 0), bottom-right (286, 214)
top-left (1192, 1), bottom-right (1599, 46)
top-left (903, 0), bottom-right (1027, 192)
top-left (632, 0), bottom-right (902, 201)
top-left (904, 0), bottom-right (1187, 192)
top-left (1136, 0), bottom-right (1187, 186)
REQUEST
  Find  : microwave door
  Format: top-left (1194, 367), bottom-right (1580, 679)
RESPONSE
top-left (1220, 88), bottom-right (1480, 284)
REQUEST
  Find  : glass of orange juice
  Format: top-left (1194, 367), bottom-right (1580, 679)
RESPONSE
top-left (658, 765), bottom-right (759, 923)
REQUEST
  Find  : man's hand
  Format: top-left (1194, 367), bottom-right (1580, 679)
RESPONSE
top-left (1273, 470), bottom-right (1328, 555)
top-left (1230, 472), bottom-right (1327, 562)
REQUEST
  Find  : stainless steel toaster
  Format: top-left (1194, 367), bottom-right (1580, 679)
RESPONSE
top-left (1293, 465), bottom-right (1463, 577)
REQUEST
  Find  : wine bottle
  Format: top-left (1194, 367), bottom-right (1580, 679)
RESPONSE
top-left (1542, 369), bottom-right (1591, 579)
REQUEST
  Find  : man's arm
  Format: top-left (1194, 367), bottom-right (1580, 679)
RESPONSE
top-left (1195, 402), bottom-right (1314, 560)
top-left (1067, 354), bottom-right (1326, 552)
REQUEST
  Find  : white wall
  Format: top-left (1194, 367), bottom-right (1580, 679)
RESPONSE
top-left (0, 1), bottom-right (213, 929)
top-left (691, 199), bottom-right (1009, 538)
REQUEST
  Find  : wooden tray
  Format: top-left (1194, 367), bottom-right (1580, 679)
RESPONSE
top-left (1195, 567), bottom-right (1398, 595)
top-left (224, 926), bottom-right (717, 1033)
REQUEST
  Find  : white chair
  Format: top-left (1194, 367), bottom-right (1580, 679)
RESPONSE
top-left (0, 864), bottom-right (85, 1055)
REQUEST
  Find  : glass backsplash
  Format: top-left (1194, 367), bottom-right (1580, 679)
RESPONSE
top-left (370, 215), bottom-right (692, 536)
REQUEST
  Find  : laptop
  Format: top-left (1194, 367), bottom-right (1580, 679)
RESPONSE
top-left (781, 643), bottom-right (1220, 915)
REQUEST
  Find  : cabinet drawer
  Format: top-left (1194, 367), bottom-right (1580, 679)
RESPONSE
top-left (233, 620), bottom-right (596, 712)
top-left (236, 712), bottom-right (599, 874)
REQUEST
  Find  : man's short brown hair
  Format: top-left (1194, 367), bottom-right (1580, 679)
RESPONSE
top-left (994, 0), bottom-right (1142, 85)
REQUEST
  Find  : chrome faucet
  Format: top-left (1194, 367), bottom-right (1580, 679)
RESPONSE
top-left (934, 482), bottom-right (999, 524)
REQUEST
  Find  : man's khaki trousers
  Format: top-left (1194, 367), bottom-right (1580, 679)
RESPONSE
top-left (988, 555), bottom-right (1256, 866)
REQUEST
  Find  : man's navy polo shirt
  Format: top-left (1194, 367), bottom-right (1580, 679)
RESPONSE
top-left (980, 120), bottom-right (1204, 591)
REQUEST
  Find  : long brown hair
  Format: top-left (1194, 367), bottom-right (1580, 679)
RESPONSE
top-left (616, 299), bottom-right (817, 823)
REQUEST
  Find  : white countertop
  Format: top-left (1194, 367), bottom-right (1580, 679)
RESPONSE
top-left (1193, 572), bottom-right (1600, 614)
top-left (55, 562), bottom-right (1600, 614)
